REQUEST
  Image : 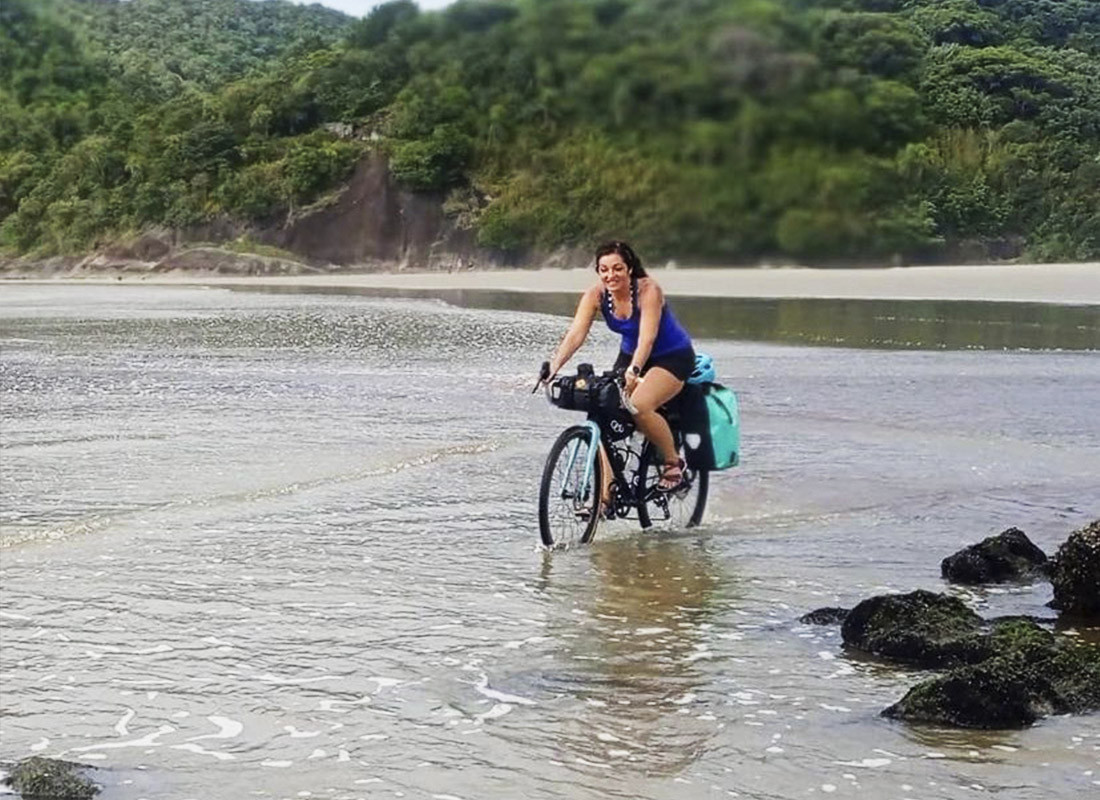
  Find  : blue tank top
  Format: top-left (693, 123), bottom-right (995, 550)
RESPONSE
top-left (599, 280), bottom-right (692, 358)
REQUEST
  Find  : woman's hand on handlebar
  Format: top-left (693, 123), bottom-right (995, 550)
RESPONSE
top-left (623, 370), bottom-right (639, 396)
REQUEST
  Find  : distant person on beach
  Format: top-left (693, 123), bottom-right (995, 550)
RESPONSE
top-left (545, 240), bottom-right (696, 491)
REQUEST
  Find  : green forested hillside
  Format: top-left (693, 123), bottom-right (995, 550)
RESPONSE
top-left (2, 0), bottom-right (1099, 263)
top-left (36, 0), bottom-right (353, 96)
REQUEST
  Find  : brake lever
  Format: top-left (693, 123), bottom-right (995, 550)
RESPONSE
top-left (532, 360), bottom-right (551, 394)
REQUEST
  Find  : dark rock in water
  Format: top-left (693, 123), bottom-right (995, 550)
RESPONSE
top-left (883, 620), bottom-right (1100, 728)
top-left (841, 590), bottom-right (989, 668)
top-left (1048, 519), bottom-right (1100, 617)
top-left (4, 756), bottom-right (99, 799)
top-left (940, 527), bottom-right (1047, 584)
top-left (986, 614), bottom-right (1057, 627)
top-left (800, 607), bottom-right (849, 625)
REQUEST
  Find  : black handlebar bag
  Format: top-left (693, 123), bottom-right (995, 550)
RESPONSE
top-left (549, 374), bottom-right (635, 441)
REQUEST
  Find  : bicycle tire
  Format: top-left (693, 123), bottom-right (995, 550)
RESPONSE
top-left (640, 441), bottom-right (709, 529)
top-left (634, 438), bottom-right (653, 530)
top-left (538, 425), bottom-right (604, 547)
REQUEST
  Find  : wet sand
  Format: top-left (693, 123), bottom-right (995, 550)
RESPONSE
top-left (8, 262), bottom-right (1100, 304)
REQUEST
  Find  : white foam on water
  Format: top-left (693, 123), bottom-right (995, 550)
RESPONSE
top-left (825, 664), bottom-right (857, 679)
top-left (472, 674), bottom-right (536, 706)
top-left (71, 725), bottom-right (174, 752)
top-left (318, 696), bottom-right (371, 712)
top-left (835, 758), bottom-right (892, 768)
top-left (255, 673), bottom-right (339, 685)
top-left (261, 760), bottom-right (293, 768)
top-left (367, 677), bottom-right (402, 691)
top-left (474, 703), bottom-right (513, 724)
top-left (171, 743), bottom-right (234, 761)
top-left (87, 644), bottom-right (173, 656)
top-left (503, 636), bottom-right (550, 649)
top-left (29, 737), bottom-right (49, 752)
top-left (187, 716), bottom-right (243, 741)
top-left (115, 708), bottom-right (136, 736)
top-left (574, 757), bottom-right (610, 769)
top-left (284, 726), bottom-right (321, 738)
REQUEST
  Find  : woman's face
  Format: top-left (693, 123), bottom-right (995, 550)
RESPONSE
top-left (597, 254), bottom-right (630, 292)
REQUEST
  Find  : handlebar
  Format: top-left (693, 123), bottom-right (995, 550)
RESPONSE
top-left (536, 363), bottom-right (638, 415)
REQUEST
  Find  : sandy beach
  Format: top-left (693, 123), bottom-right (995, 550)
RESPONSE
top-left (12, 262), bottom-right (1100, 304)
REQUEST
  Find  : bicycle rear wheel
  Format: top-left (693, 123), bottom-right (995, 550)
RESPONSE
top-left (538, 425), bottom-right (604, 547)
top-left (640, 441), bottom-right (708, 529)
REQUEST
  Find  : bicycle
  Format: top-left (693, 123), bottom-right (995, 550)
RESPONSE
top-left (533, 361), bottom-right (708, 548)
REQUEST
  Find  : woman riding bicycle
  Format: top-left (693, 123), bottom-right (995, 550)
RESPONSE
top-left (546, 240), bottom-right (695, 492)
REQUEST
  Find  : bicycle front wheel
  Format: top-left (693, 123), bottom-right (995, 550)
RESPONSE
top-left (538, 425), bottom-right (604, 548)
top-left (641, 442), bottom-right (709, 529)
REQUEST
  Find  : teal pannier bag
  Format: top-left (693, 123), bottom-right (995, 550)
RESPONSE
top-left (680, 382), bottom-right (740, 471)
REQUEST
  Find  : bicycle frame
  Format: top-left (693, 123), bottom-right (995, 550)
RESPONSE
top-left (542, 367), bottom-right (682, 526)
top-left (598, 423), bottom-right (655, 525)
top-left (572, 406), bottom-right (659, 526)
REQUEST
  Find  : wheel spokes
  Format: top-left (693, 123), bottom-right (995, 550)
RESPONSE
top-left (546, 435), bottom-right (598, 546)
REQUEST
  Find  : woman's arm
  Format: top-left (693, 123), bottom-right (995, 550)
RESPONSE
top-left (548, 285), bottom-right (601, 375)
top-left (629, 279), bottom-right (663, 374)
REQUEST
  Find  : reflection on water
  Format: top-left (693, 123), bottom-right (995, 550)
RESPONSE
top-left (229, 284), bottom-right (1100, 351)
top-left (539, 536), bottom-right (727, 775)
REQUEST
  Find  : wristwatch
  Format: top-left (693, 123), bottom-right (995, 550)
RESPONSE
top-left (630, 365), bottom-right (641, 376)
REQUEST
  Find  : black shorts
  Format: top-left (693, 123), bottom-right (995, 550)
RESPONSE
top-left (614, 346), bottom-right (696, 382)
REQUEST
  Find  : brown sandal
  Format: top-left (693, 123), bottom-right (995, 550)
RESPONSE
top-left (657, 458), bottom-right (686, 493)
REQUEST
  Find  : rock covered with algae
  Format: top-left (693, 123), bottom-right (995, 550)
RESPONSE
top-left (883, 619), bottom-right (1100, 728)
top-left (940, 527), bottom-right (1048, 585)
top-left (840, 589), bottom-right (992, 668)
top-left (1048, 519), bottom-right (1100, 617)
top-left (2, 756), bottom-right (99, 800)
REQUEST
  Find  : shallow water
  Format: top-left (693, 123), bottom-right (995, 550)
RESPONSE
top-left (227, 284), bottom-right (1100, 351)
top-left (1, 285), bottom-right (1098, 800)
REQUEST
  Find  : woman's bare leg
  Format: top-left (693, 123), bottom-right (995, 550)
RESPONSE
top-left (628, 367), bottom-right (683, 466)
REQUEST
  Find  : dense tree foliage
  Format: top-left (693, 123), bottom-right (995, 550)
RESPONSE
top-left (47, 0), bottom-right (352, 95)
top-left (2, 0), bottom-right (1098, 262)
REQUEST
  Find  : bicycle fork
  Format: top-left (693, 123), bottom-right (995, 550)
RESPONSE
top-left (560, 421), bottom-right (602, 505)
